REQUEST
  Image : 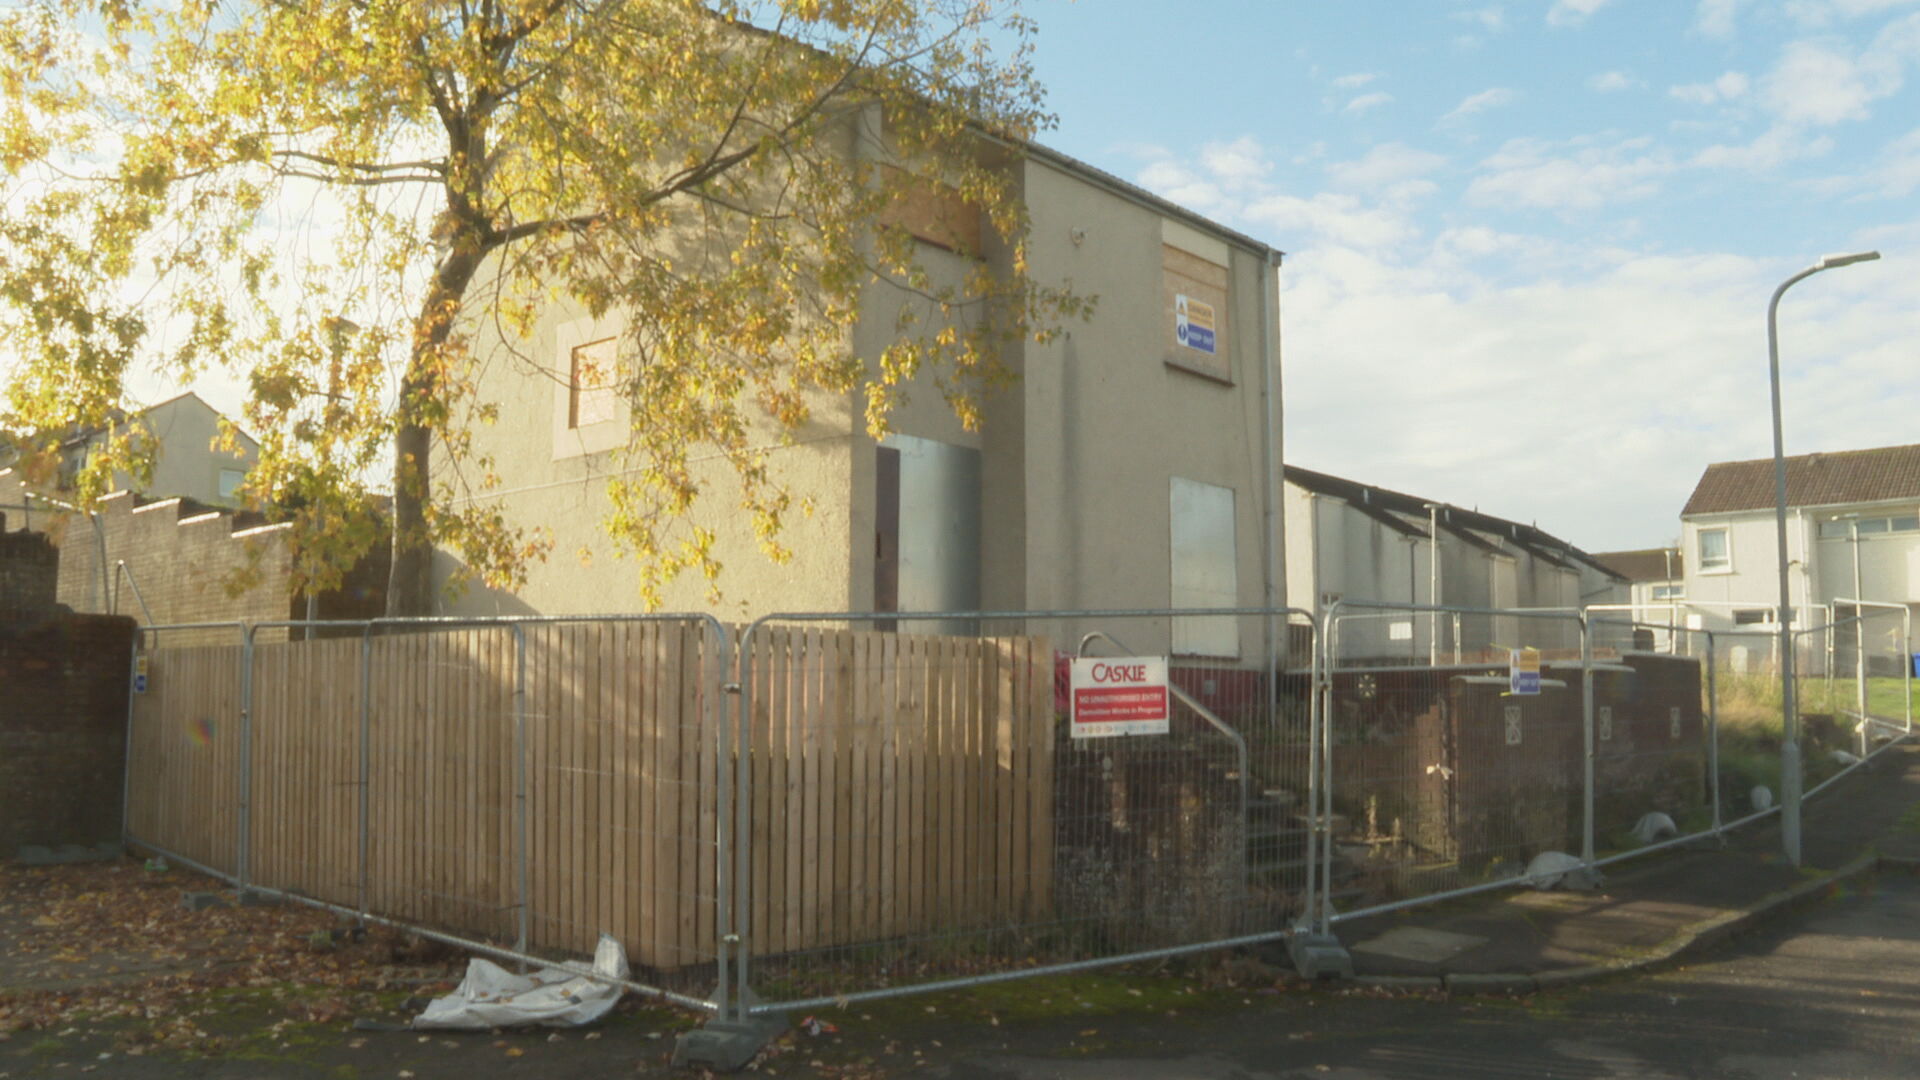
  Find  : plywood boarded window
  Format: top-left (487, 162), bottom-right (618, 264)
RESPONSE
top-left (1171, 476), bottom-right (1239, 658)
top-left (876, 166), bottom-right (983, 256)
top-left (1163, 245), bottom-right (1231, 383)
top-left (569, 336), bottom-right (620, 429)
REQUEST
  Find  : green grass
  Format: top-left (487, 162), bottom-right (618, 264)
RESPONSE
top-left (1794, 675), bottom-right (1919, 723)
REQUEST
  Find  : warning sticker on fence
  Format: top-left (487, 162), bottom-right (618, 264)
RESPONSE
top-left (1070, 657), bottom-right (1170, 738)
top-left (1508, 647), bottom-right (1541, 696)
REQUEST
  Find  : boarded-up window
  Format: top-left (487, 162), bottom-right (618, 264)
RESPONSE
top-left (569, 336), bottom-right (619, 429)
top-left (1163, 244), bottom-right (1231, 383)
top-left (1171, 477), bottom-right (1239, 658)
top-left (876, 166), bottom-right (983, 256)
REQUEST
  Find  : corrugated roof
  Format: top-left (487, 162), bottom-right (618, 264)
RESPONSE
top-left (1682, 443), bottom-right (1920, 516)
top-left (1285, 464), bottom-right (1623, 579)
top-left (1592, 548), bottom-right (1683, 583)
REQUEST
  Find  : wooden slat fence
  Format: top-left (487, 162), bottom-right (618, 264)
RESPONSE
top-left (125, 622), bottom-right (1059, 974)
top-left (743, 628), bottom-right (1056, 957)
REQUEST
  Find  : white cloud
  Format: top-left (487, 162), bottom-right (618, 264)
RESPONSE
top-left (1453, 6), bottom-right (1507, 31)
top-left (1805, 125), bottom-right (1920, 195)
top-left (1692, 125), bottom-right (1834, 169)
top-left (1332, 72), bottom-right (1379, 89)
top-left (1325, 143), bottom-right (1448, 191)
top-left (1344, 92), bottom-right (1394, 115)
top-left (1758, 32), bottom-right (1911, 125)
top-left (1669, 70), bottom-right (1752, 104)
top-left (1135, 159), bottom-right (1227, 218)
top-left (1278, 240), bottom-right (1920, 551)
top-left (1199, 136), bottom-right (1272, 190)
top-left (1242, 192), bottom-right (1419, 252)
top-left (1466, 136), bottom-right (1673, 209)
top-left (1548, 0), bottom-right (1613, 26)
top-left (1589, 70), bottom-right (1638, 92)
top-left (1444, 87), bottom-right (1518, 121)
top-left (1788, 0), bottom-right (1920, 26)
top-left (1696, 0), bottom-right (1747, 37)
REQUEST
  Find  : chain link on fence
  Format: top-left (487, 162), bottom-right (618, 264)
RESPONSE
top-left (732, 607), bottom-right (1318, 1014)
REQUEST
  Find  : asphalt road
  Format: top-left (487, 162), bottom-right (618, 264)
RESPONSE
top-left (7, 871), bottom-right (1918, 1079)
top-left (939, 871), bottom-right (1920, 1080)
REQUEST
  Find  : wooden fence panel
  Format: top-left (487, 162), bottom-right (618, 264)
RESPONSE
top-left (126, 623), bottom-right (1056, 972)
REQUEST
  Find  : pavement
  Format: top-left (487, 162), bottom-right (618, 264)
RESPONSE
top-left (1329, 738), bottom-right (1920, 992)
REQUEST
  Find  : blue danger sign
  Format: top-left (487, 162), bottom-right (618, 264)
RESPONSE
top-left (1175, 295), bottom-right (1216, 355)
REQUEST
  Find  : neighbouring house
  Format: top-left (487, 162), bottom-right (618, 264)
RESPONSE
top-left (0, 391), bottom-right (258, 514)
top-left (1282, 465), bottom-right (1627, 664)
top-left (442, 137), bottom-right (1289, 667)
top-left (1591, 547), bottom-right (1686, 651)
top-left (1681, 443), bottom-right (1920, 652)
top-left (3, 393), bottom-right (385, 632)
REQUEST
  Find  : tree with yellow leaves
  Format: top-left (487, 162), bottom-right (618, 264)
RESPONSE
top-left (0, 0), bottom-right (1086, 613)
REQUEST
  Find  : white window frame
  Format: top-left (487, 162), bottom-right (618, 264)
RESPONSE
top-left (552, 315), bottom-right (630, 460)
top-left (1697, 527), bottom-right (1731, 574)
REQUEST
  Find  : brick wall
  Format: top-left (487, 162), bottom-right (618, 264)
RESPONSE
top-left (48, 491), bottom-right (388, 636)
top-left (0, 613), bottom-right (137, 853)
top-left (0, 520), bottom-right (58, 621)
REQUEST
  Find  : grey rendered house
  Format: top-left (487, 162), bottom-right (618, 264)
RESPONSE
top-left (440, 138), bottom-right (1288, 663)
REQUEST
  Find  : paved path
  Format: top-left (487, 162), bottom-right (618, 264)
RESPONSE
top-left (939, 869), bottom-right (1920, 1079)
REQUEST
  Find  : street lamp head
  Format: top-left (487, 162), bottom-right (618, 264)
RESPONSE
top-left (1817, 250), bottom-right (1880, 270)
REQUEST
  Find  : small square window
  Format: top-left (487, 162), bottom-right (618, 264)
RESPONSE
top-left (1818, 519), bottom-right (1850, 540)
top-left (1651, 584), bottom-right (1684, 600)
top-left (569, 337), bottom-right (619, 429)
top-left (1698, 528), bottom-right (1729, 572)
top-left (218, 468), bottom-right (245, 500)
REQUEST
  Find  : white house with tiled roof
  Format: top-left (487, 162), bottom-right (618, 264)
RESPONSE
top-left (1680, 443), bottom-right (1920, 653)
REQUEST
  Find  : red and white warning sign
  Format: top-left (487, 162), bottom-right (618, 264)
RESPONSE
top-left (1070, 656), bottom-right (1170, 738)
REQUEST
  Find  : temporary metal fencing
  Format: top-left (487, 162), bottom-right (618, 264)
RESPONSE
top-left (732, 607), bottom-right (1319, 1014)
top-left (121, 615), bottom-right (731, 1014)
top-left (1314, 602), bottom-right (1850, 929)
top-left (118, 599), bottom-right (1912, 1028)
top-left (1792, 605), bottom-right (1913, 799)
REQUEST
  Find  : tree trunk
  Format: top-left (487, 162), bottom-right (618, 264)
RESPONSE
top-left (384, 237), bottom-right (486, 617)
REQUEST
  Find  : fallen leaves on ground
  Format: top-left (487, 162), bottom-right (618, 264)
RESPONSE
top-left (0, 858), bottom-right (460, 1052)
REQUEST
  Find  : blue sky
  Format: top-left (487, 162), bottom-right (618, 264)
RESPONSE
top-left (1023, 0), bottom-right (1919, 554)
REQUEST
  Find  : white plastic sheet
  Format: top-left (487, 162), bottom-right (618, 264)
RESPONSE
top-left (413, 933), bottom-right (628, 1030)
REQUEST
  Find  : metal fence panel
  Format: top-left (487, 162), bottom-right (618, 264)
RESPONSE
top-left (735, 608), bottom-right (1317, 1012)
top-left (1318, 605), bottom-right (1591, 927)
top-left (1583, 620), bottom-right (1718, 861)
top-left (121, 615), bottom-right (729, 1013)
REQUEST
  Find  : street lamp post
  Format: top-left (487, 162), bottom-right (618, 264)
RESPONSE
top-left (1767, 249), bottom-right (1880, 867)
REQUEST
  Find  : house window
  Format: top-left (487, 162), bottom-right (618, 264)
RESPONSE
top-left (1162, 224), bottom-right (1232, 384)
top-left (875, 165), bottom-right (982, 256)
top-left (1733, 608), bottom-right (1769, 625)
top-left (218, 468), bottom-right (245, 500)
top-left (1651, 584), bottom-right (1684, 601)
top-left (1697, 528), bottom-right (1729, 572)
top-left (569, 337), bottom-right (619, 429)
top-left (1820, 513), bottom-right (1920, 538)
top-left (1170, 477), bottom-right (1239, 658)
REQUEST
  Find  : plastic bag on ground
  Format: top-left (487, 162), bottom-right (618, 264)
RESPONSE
top-left (412, 933), bottom-right (628, 1030)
